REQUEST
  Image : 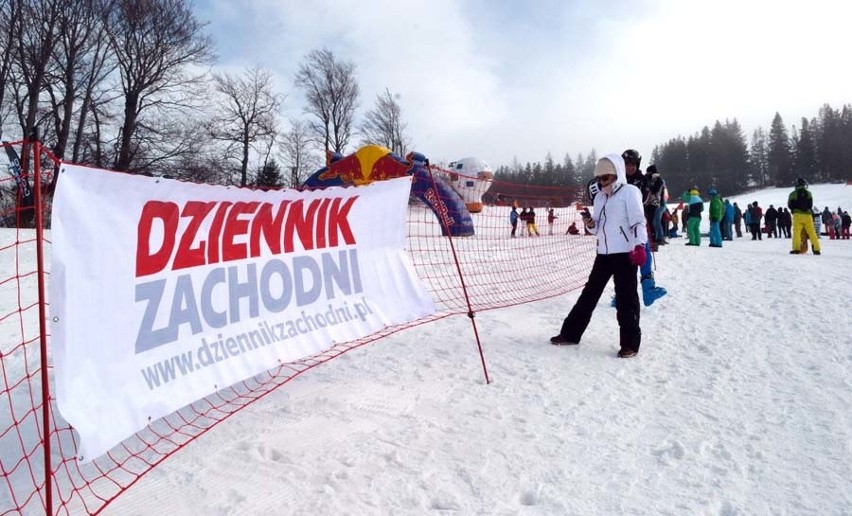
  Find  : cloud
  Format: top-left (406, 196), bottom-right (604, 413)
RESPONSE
top-left (197, 0), bottom-right (852, 167)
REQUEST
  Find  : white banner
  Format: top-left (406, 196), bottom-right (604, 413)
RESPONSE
top-left (50, 165), bottom-right (436, 462)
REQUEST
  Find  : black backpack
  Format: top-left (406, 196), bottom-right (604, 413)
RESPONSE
top-left (790, 189), bottom-right (811, 212)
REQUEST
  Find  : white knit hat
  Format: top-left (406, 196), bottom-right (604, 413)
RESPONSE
top-left (594, 158), bottom-right (616, 178)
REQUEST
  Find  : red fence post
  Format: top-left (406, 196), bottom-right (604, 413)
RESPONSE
top-left (32, 135), bottom-right (53, 514)
top-left (425, 166), bottom-right (491, 385)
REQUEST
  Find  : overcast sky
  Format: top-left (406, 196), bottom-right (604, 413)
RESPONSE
top-left (194, 0), bottom-right (852, 168)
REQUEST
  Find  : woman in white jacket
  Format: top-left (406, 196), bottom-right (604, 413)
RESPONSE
top-left (550, 154), bottom-right (647, 358)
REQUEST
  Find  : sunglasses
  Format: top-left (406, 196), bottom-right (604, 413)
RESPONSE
top-left (598, 174), bottom-right (617, 185)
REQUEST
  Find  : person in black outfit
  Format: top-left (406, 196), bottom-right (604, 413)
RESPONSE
top-left (779, 208), bottom-right (792, 238)
top-left (765, 205), bottom-right (779, 238)
top-left (749, 202), bottom-right (763, 240)
top-left (733, 202), bottom-right (743, 237)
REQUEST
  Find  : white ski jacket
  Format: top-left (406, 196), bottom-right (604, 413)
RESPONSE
top-left (587, 154), bottom-right (648, 255)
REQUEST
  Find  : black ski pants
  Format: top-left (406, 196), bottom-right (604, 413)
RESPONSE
top-left (560, 253), bottom-right (641, 352)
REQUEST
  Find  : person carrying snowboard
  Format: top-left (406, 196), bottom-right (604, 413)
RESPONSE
top-left (617, 149), bottom-right (667, 306)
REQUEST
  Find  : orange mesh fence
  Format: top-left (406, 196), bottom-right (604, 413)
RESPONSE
top-left (2, 139), bottom-right (57, 515)
top-left (0, 145), bottom-right (596, 515)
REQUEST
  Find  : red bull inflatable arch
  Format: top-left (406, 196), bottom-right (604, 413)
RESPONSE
top-left (303, 145), bottom-right (485, 237)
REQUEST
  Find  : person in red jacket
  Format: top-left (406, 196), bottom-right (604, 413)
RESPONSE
top-left (547, 208), bottom-right (557, 235)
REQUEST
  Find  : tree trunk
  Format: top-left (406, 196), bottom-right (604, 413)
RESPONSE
top-left (116, 92), bottom-right (139, 171)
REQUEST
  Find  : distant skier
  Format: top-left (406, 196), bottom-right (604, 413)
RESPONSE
top-left (509, 206), bottom-right (519, 237)
top-left (547, 208), bottom-right (557, 235)
top-left (526, 207), bottom-right (541, 236)
top-left (788, 177), bottom-right (821, 255)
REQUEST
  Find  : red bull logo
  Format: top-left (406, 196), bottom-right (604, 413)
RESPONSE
top-left (318, 152), bottom-right (364, 185)
top-left (316, 145), bottom-right (410, 186)
top-left (371, 153), bottom-right (414, 182)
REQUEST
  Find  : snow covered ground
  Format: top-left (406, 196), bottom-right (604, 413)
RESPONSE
top-left (99, 182), bottom-right (852, 515)
top-left (4, 183), bottom-right (852, 515)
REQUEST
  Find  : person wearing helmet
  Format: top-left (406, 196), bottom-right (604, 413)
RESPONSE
top-left (620, 150), bottom-right (647, 210)
top-left (621, 149), bottom-right (642, 181)
top-left (787, 177), bottom-right (821, 255)
top-left (613, 149), bottom-right (667, 307)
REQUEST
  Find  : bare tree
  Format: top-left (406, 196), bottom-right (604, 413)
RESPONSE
top-left (46, 0), bottom-right (117, 168)
top-left (8, 0), bottom-right (62, 153)
top-left (1, 0), bottom-right (65, 225)
top-left (0, 0), bottom-right (23, 140)
top-left (359, 87), bottom-right (409, 155)
top-left (100, 0), bottom-right (213, 172)
top-left (280, 117), bottom-right (320, 188)
top-left (38, 0), bottom-right (120, 191)
top-left (159, 134), bottom-right (228, 184)
top-left (209, 66), bottom-right (283, 187)
top-left (294, 48), bottom-right (359, 155)
top-left (68, 36), bottom-right (115, 165)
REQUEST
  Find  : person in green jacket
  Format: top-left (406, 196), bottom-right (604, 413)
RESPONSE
top-left (708, 189), bottom-right (723, 247)
top-left (787, 177), bottom-right (821, 255)
top-left (682, 189), bottom-right (704, 246)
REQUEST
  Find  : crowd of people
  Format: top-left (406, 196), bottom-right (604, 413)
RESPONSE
top-left (538, 147), bottom-right (849, 359)
top-left (506, 169), bottom-right (851, 249)
top-left (509, 206), bottom-right (544, 237)
top-left (660, 179), bottom-right (850, 253)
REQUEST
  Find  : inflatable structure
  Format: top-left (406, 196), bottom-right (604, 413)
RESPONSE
top-left (303, 145), bottom-right (475, 237)
top-left (444, 157), bottom-right (493, 213)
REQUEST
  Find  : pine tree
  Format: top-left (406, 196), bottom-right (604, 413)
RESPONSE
top-left (792, 117), bottom-right (818, 183)
top-left (722, 119), bottom-right (751, 193)
top-left (840, 105), bottom-right (852, 182)
top-left (749, 128), bottom-right (768, 187)
top-left (579, 150), bottom-right (597, 179)
top-left (543, 152), bottom-right (556, 185)
top-left (767, 112), bottom-right (793, 186)
top-left (686, 127), bottom-right (711, 190)
top-left (255, 159), bottom-right (283, 189)
top-left (562, 152), bottom-right (580, 189)
top-left (653, 138), bottom-right (688, 198)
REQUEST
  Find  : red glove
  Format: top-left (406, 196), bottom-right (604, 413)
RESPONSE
top-left (628, 244), bottom-right (646, 266)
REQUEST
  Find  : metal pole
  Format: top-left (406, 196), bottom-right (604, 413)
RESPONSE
top-left (425, 165), bottom-right (491, 384)
top-left (31, 129), bottom-right (53, 514)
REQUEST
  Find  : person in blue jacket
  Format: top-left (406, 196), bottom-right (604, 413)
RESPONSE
top-left (723, 199), bottom-right (735, 240)
top-left (509, 206), bottom-right (519, 237)
top-left (742, 204), bottom-right (752, 236)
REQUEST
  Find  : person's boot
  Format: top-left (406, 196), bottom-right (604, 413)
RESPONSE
top-left (618, 348), bottom-right (638, 358)
top-left (641, 275), bottom-right (667, 306)
top-left (550, 334), bottom-right (579, 345)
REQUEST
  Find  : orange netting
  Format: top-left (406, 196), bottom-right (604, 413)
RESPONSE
top-left (0, 143), bottom-right (595, 515)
